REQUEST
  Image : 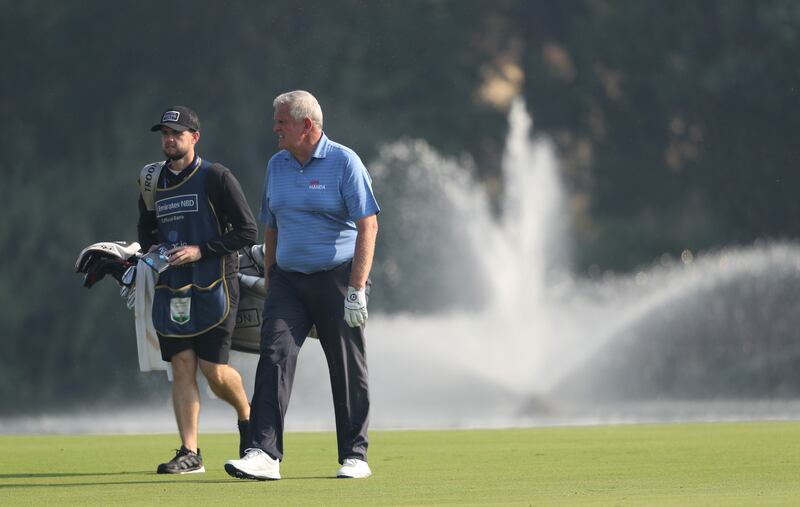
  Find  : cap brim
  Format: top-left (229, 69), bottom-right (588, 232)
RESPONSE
top-left (150, 122), bottom-right (191, 132)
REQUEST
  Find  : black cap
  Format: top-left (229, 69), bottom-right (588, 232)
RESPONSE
top-left (150, 106), bottom-right (200, 132)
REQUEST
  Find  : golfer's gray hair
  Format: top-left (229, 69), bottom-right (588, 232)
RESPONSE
top-left (273, 90), bottom-right (323, 130)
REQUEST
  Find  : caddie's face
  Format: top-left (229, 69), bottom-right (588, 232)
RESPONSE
top-left (273, 104), bottom-right (307, 153)
top-left (160, 127), bottom-right (198, 161)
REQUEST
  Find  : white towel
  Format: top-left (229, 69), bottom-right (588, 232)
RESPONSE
top-left (134, 259), bottom-right (172, 380)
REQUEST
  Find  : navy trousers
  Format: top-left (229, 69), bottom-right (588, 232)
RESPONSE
top-left (249, 261), bottom-right (370, 463)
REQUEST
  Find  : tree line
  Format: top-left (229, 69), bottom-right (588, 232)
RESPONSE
top-left (1, 0), bottom-right (797, 413)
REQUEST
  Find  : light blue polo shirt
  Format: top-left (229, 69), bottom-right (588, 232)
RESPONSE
top-left (259, 133), bottom-right (380, 274)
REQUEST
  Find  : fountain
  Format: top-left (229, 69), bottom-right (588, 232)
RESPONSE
top-left (351, 97), bottom-right (800, 427)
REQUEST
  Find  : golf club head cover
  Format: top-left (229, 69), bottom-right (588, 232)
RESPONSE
top-left (81, 256), bottom-right (129, 288)
top-left (75, 241), bottom-right (141, 288)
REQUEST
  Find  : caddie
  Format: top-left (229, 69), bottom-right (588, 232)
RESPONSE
top-left (137, 105), bottom-right (257, 474)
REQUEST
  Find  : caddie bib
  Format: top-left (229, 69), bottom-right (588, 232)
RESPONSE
top-left (151, 158), bottom-right (230, 337)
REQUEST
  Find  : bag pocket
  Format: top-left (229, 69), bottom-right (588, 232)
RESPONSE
top-left (153, 281), bottom-right (229, 337)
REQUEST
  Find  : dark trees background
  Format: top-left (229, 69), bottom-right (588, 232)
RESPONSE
top-left (1, 0), bottom-right (798, 413)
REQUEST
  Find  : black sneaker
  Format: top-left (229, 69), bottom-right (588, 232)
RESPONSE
top-left (156, 446), bottom-right (205, 474)
top-left (238, 420), bottom-right (250, 458)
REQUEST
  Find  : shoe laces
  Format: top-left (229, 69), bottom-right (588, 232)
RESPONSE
top-left (178, 446), bottom-right (198, 456)
top-left (242, 448), bottom-right (265, 460)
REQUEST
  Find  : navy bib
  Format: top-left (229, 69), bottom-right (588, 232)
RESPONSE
top-left (151, 158), bottom-right (230, 337)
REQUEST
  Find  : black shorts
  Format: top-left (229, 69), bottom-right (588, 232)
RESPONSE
top-left (158, 276), bottom-right (239, 364)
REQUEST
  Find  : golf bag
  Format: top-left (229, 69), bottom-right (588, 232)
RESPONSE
top-left (232, 244), bottom-right (318, 351)
top-left (232, 244), bottom-right (266, 353)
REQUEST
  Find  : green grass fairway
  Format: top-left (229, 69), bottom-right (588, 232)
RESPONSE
top-left (2, 421), bottom-right (800, 505)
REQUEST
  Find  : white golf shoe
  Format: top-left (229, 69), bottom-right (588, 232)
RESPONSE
top-left (224, 448), bottom-right (281, 480)
top-left (336, 458), bottom-right (372, 478)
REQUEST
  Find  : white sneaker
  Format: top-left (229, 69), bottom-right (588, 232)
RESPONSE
top-left (224, 448), bottom-right (281, 480)
top-left (337, 458), bottom-right (372, 478)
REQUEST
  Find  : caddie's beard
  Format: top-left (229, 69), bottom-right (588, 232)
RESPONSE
top-left (163, 147), bottom-right (188, 161)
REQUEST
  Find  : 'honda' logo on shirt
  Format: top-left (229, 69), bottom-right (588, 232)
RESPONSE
top-left (308, 179), bottom-right (326, 190)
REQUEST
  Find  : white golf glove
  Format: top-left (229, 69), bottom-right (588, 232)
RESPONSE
top-left (344, 286), bottom-right (368, 328)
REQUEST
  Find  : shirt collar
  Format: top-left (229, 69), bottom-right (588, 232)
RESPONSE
top-left (281, 133), bottom-right (330, 166)
top-left (310, 132), bottom-right (330, 160)
top-left (164, 155), bottom-right (200, 179)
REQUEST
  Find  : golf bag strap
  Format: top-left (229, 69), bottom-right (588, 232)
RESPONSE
top-left (138, 161), bottom-right (165, 211)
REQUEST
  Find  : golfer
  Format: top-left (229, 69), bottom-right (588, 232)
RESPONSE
top-left (225, 90), bottom-right (379, 480)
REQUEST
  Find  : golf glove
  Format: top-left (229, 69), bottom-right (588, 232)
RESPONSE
top-left (344, 286), bottom-right (368, 328)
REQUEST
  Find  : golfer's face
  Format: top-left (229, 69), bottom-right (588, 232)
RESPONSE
top-left (273, 105), bottom-right (306, 152)
top-left (160, 127), bottom-right (196, 160)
